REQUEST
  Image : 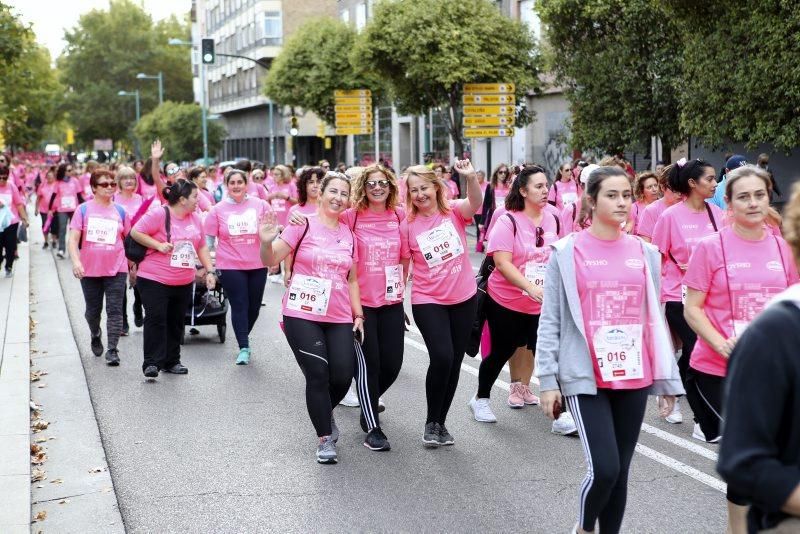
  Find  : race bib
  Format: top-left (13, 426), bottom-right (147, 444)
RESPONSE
top-left (416, 220), bottom-right (464, 268)
top-left (0, 194), bottom-right (11, 208)
top-left (384, 264), bottom-right (404, 302)
top-left (170, 240), bottom-right (197, 269)
top-left (522, 261), bottom-right (547, 295)
top-left (495, 194), bottom-right (506, 207)
top-left (227, 210), bottom-right (257, 236)
top-left (593, 324), bottom-right (644, 382)
top-left (561, 192), bottom-right (578, 205)
top-left (286, 274), bottom-right (331, 316)
top-left (61, 196), bottom-right (77, 210)
top-left (85, 216), bottom-right (118, 245)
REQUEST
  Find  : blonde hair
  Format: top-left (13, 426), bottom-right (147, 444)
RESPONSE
top-left (273, 164), bottom-right (291, 184)
top-left (405, 165), bottom-right (449, 219)
top-left (352, 165), bottom-right (399, 212)
top-left (345, 166), bottom-right (365, 183)
top-left (115, 166), bottom-right (136, 181)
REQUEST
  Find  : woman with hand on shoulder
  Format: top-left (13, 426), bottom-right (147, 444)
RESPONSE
top-left (536, 166), bottom-right (683, 534)
top-left (400, 160), bottom-right (482, 448)
top-left (259, 172), bottom-right (363, 465)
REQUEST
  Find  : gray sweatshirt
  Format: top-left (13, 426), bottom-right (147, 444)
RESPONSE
top-left (535, 233), bottom-right (685, 397)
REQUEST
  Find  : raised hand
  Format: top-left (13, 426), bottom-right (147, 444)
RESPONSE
top-left (151, 139), bottom-right (164, 160)
top-left (453, 159), bottom-right (475, 176)
top-left (259, 211), bottom-right (280, 243)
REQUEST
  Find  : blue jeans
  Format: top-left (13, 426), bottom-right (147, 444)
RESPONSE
top-left (218, 268), bottom-right (267, 349)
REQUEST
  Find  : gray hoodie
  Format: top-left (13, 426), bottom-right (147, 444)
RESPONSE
top-left (535, 233), bottom-right (685, 397)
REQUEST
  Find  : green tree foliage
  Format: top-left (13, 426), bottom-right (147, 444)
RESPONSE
top-left (264, 17), bottom-right (381, 125)
top-left (353, 0), bottom-right (541, 157)
top-left (58, 0), bottom-right (193, 147)
top-left (133, 102), bottom-right (226, 162)
top-left (665, 1), bottom-right (800, 152)
top-left (537, 0), bottom-right (682, 156)
top-left (0, 2), bottom-right (31, 69)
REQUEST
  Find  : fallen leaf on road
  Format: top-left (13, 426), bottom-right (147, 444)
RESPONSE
top-left (30, 401), bottom-right (42, 411)
top-left (30, 371), bottom-right (41, 382)
top-left (32, 421), bottom-right (50, 433)
top-left (37, 384), bottom-right (47, 389)
top-left (36, 484), bottom-right (44, 488)
top-left (51, 479), bottom-right (63, 484)
top-left (30, 443), bottom-right (42, 454)
top-left (88, 467), bottom-right (105, 473)
top-left (34, 438), bottom-right (48, 444)
top-left (33, 510), bottom-right (46, 521)
top-left (31, 469), bottom-right (46, 482)
top-left (31, 452), bottom-right (47, 465)
top-left (58, 499), bottom-right (69, 504)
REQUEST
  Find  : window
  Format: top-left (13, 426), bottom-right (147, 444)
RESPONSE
top-left (355, 2), bottom-right (367, 30)
top-left (263, 11), bottom-right (282, 45)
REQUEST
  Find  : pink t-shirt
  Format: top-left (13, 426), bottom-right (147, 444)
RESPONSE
top-left (137, 176), bottom-right (158, 200)
top-left (574, 231), bottom-right (654, 389)
top-left (134, 207), bottom-right (205, 286)
top-left (113, 193), bottom-right (143, 218)
top-left (683, 228), bottom-right (798, 377)
top-left (270, 182), bottom-right (298, 226)
top-left (400, 201), bottom-right (477, 305)
top-left (560, 202), bottom-right (591, 237)
top-left (630, 200), bottom-right (649, 235)
top-left (475, 181), bottom-right (489, 215)
top-left (196, 190), bottom-right (213, 213)
top-left (652, 201), bottom-right (724, 303)
top-left (204, 197), bottom-right (271, 270)
top-left (69, 200), bottom-right (129, 277)
top-left (246, 181), bottom-right (269, 203)
top-left (279, 217), bottom-right (357, 324)
top-left (288, 203), bottom-right (318, 218)
top-left (55, 178), bottom-right (81, 213)
top-left (0, 182), bottom-right (25, 224)
top-left (36, 182), bottom-right (56, 213)
top-left (80, 173), bottom-right (94, 200)
top-left (636, 198), bottom-right (668, 239)
top-left (493, 185), bottom-right (510, 209)
top-left (548, 179), bottom-right (580, 211)
top-left (444, 179), bottom-right (459, 200)
top-left (343, 207), bottom-right (406, 308)
top-left (487, 210), bottom-right (558, 314)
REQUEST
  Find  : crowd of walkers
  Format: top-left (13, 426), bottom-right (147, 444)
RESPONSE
top-left (6, 146), bottom-right (800, 534)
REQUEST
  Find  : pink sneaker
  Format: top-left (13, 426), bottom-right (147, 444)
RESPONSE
top-left (507, 382), bottom-right (525, 408)
top-left (520, 384), bottom-right (540, 406)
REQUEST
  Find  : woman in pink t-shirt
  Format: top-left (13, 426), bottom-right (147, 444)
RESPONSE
top-left (548, 161), bottom-right (582, 211)
top-left (259, 172), bottom-right (363, 464)
top-left (479, 164), bottom-right (512, 240)
top-left (652, 158), bottom-right (724, 425)
top-left (131, 179), bottom-right (215, 379)
top-left (67, 170), bottom-right (129, 366)
top-left (536, 166), bottom-right (682, 534)
top-left (469, 165), bottom-right (559, 424)
top-left (53, 162), bottom-right (83, 258)
top-left (284, 166), bottom-right (324, 285)
top-left (0, 167), bottom-right (29, 276)
top-left (267, 164), bottom-right (298, 227)
top-left (188, 167), bottom-right (214, 214)
top-left (204, 169), bottom-right (271, 365)
top-left (628, 171), bottom-right (660, 235)
top-left (400, 160), bottom-right (483, 448)
top-left (36, 167), bottom-right (58, 249)
top-left (635, 171), bottom-right (682, 243)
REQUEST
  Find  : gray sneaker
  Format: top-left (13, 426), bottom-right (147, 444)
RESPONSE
top-left (438, 424), bottom-right (455, 446)
top-left (331, 416), bottom-right (339, 443)
top-left (316, 436), bottom-right (338, 464)
top-left (422, 422), bottom-right (440, 448)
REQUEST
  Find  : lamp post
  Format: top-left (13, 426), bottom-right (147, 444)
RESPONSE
top-left (136, 72), bottom-right (163, 105)
top-left (118, 90), bottom-right (141, 157)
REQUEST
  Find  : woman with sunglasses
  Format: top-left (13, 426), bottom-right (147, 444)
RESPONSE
top-left (548, 161), bottom-right (582, 211)
top-left (53, 162), bottom-right (83, 259)
top-left (479, 164), bottom-right (512, 249)
top-left (0, 167), bottom-right (29, 277)
top-left (130, 178), bottom-right (215, 379)
top-left (36, 167), bottom-right (58, 249)
top-left (469, 165), bottom-right (559, 423)
top-left (204, 169), bottom-right (271, 365)
top-left (67, 170), bottom-right (129, 365)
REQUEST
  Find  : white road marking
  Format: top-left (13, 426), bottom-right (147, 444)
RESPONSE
top-left (634, 444), bottom-right (726, 493)
top-left (640, 423), bottom-right (719, 462)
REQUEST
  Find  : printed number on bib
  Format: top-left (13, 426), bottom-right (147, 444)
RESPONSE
top-left (416, 221), bottom-right (464, 268)
top-left (61, 196), bottom-right (77, 210)
top-left (593, 324), bottom-right (644, 382)
top-left (561, 192), bottom-right (578, 205)
top-left (384, 265), bottom-right (404, 302)
top-left (170, 240), bottom-right (197, 269)
top-left (227, 210), bottom-right (258, 236)
top-left (522, 261), bottom-right (546, 295)
top-left (85, 217), bottom-right (118, 245)
top-left (287, 274), bottom-right (331, 316)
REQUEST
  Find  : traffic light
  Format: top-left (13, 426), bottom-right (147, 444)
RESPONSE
top-left (201, 38), bottom-right (215, 64)
top-left (289, 116), bottom-right (299, 136)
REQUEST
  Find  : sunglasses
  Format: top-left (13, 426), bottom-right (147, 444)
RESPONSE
top-left (498, 170), bottom-right (508, 175)
top-left (95, 182), bottom-right (117, 188)
top-left (167, 168), bottom-right (180, 176)
top-left (535, 226), bottom-right (544, 248)
top-left (366, 179), bottom-right (390, 189)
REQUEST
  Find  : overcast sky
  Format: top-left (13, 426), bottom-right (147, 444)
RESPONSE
top-left (8, 0), bottom-right (191, 59)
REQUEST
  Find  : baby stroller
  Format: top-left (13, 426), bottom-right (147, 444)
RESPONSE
top-left (180, 270), bottom-right (228, 344)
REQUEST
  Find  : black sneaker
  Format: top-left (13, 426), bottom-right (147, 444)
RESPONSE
top-left (90, 332), bottom-right (104, 356)
top-left (163, 363), bottom-right (188, 374)
top-left (42, 242), bottom-right (49, 249)
top-left (364, 427), bottom-right (391, 451)
top-left (133, 311), bottom-right (143, 328)
top-left (438, 424), bottom-right (455, 446)
top-left (422, 422), bottom-right (440, 448)
top-left (143, 365), bottom-right (159, 378)
top-left (105, 349), bottom-right (120, 366)
top-left (121, 322), bottom-right (129, 337)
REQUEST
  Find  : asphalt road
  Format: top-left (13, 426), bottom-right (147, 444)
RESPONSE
top-left (53, 237), bottom-right (727, 533)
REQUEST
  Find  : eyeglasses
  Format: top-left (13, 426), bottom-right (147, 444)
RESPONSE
top-left (498, 170), bottom-right (508, 175)
top-left (535, 226), bottom-right (544, 248)
top-left (561, 167), bottom-right (571, 172)
top-left (95, 182), bottom-right (117, 188)
top-left (366, 179), bottom-right (390, 189)
top-left (167, 167), bottom-right (180, 176)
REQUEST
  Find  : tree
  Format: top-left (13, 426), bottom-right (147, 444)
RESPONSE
top-left (0, 2), bottom-right (31, 70)
top-left (58, 0), bottom-right (193, 147)
top-left (264, 17), bottom-right (381, 125)
top-left (537, 0), bottom-right (682, 158)
top-left (664, 1), bottom-right (800, 152)
top-left (353, 0), bottom-right (541, 159)
top-left (133, 102), bottom-right (226, 162)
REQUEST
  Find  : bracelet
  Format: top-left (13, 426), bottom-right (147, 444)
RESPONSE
top-left (354, 314), bottom-right (365, 321)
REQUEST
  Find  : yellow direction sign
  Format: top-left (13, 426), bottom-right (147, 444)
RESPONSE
top-left (334, 96), bottom-right (372, 105)
top-left (463, 127), bottom-right (513, 138)
top-left (463, 105), bottom-right (515, 116)
top-left (462, 94), bottom-right (515, 105)
top-left (336, 120), bottom-right (373, 129)
top-left (335, 104), bottom-right (372, 113)
top-left (463, 115), bottom-right (515, 127)
top-left (336, 127), bottom-right (374, 135)
top-left (335, 111), bottom-right (373, 121)
top-left (334, 89), bottom-right (372, 98)
top-left (464, 83), bottom-right (515, 94)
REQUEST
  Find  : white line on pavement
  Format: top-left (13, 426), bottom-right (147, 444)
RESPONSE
top-left (640, 423), bottom-right (719, 462)
top-left (634, 444), bottom-right (726, 493)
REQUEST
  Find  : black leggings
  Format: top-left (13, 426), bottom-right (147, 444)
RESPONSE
top-left (0, 222), bottom-right (19, 271)
top-left (219, 268), bottom-right (267, 349)
top-left (686, 367), bottom-right (723, 440)
top-left (412, 294), bottom-right (477, 425)
top-left (283, 316), bottom-right (355, 437)
top-left (358, 303), bottom-right (405, 430)
top-left (664, 301), bottom-right (696, 385)
top-left (478, 295), bottom-right (539, 399)
top-left (567, 388), bottom-right (649, 534)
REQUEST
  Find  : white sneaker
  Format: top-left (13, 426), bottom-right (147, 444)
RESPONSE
top-left (551, 411), bottom-right (578, 436)
top-left (339, 385), bottom-right (360, 407)
top-left (56, 251), bottom-right (65, 259)
top-left (664, 397), bottom-right (683, 424)
top-left (692, 422), bottom-right (721, 443)
top-left (468, 395), bottom-right (497, 423)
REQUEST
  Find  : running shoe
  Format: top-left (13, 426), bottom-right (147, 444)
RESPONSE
top-left (236, 347), bottom-right (251, 365)
top-left (664, 397), bottom-right (683, 424)
top-left (56, 251), bottom-right (65, 259)
top-left (163, 363), bottom-right (188, 374)
top-left (521, 384), bottom-right (540, 405)
top-left (121, 324), bottom-right (129, 337)
top-left (438, 425), bottom-right (454, 446)
top-left (339, 385), bottom-right (360, 407)
top-left (143, 365), bottom-right (159, 378)
top-left (90, 332), bottom-right (104, 357)
top-left (364, 427), bottom-right (391, 451)
top-left (133, 310), bottom-right (143, 328)
top-left (692, 423), bottom-right (721, 444)
top-left (4, 269), bottom-right (12, 278)
top-left (105, 349), bottom-right (120, 366)
top-left (507, 382), bottom-right (525, 408)
top-left (422, 422), bottom-right (440, 448)
top-left (468, 395), bottom-right (497, 423)
top-left (551, 411), bottom-right (578, 436)
top-left (316, 436), bottom-right (338, 464)
top-left (378, 396), bottom-right (386, 413)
